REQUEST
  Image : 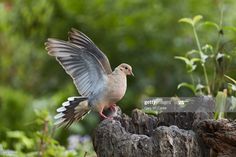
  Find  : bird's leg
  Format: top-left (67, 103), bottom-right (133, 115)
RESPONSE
top-left (99, 112), bottom-right (113, 119)
top-left (99, 106), bottom-right (111, 119)
top-left (109, 104), bottom-right (117, 112)
top-left (99, 111), bottom-right (108, 119)
top-left (99, 107), bottom-right (107, 119)
top-left (106, 104), bottom-right (117, 118)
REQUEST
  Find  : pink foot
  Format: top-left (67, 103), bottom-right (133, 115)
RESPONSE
top-left (99, 105), bottom-right (116, 120)
top-left (99, 112), bottom-right (108, 119)
top-left (99, 111), bottom-right (113, 120)
top-left (109, 104), bottom-right (117, 112)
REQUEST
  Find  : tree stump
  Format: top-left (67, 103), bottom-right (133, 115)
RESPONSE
top-left (93, 107), bottom-right (236, 157)
top-left (196, 119), bottom-right (236, 157)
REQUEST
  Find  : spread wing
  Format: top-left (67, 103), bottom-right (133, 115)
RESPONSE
top-left (45, 39), bottom-right (107, 97)
top-left (68, 28), bottom-right (112, 74)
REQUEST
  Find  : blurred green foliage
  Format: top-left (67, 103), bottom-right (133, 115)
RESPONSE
top-left (1, 0), bottom-right (236, 156)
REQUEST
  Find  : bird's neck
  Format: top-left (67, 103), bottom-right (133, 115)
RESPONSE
top-left (113, 67), bottom-right (126, 76)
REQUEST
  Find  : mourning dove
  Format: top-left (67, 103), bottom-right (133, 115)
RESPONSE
top-left (45, 28), bottom-right (134, 127)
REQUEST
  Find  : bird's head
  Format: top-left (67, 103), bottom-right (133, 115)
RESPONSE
top-left (118, 63), bottom-right (134, 76)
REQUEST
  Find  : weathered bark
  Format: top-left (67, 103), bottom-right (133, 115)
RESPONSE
top-left (93, 107), bottom-right (236, 157)
top-left (196, 119), bottom-right (236, 157)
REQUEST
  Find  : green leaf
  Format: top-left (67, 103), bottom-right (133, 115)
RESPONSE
top-left (190, 58), bottom-right (201, 63)
top-left (203, 21), bottom-right (220, 31)
top-left (223, 26), bottom-right (236, 32)
top-left (179, 18), bottom-right (193, 26)
top-left (179, 15), bottom-right (202, 26)
top-left (143, 109), bottom-right (158, 116)
top-left (225, 75), bottom-right (236, 84)
top-left (187, 64), bottom-right (197, 72)
top-left (175, 56), bottom-right (198, 72)
top-left (177, 82), bottom-right (196, 93)
top-left (7, 131), bottom-right (34, 150)
top-left (192, 15), bottom-right (203, 26)
top-left (214, 91), bottom-right (227, 119)
top-left (202, 44), bottom-right (213, 54)
top-left (196, 83), bottom-right (205, 91)
top-left (188, 58), bottom-right (199, 72)
top-left (176, 56), bottom-right (200, 65)
top-left (200, 52), bottom-right (208, 63)
top-left (175, 56), bottom-right (191, 65)
top-left (228, 83), bottom-right (236, 91)
top-left (186, 50), bottom-right (199, 56)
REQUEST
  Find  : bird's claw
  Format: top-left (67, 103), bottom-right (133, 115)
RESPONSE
top-left (110, 104), bottom-right (117, 112)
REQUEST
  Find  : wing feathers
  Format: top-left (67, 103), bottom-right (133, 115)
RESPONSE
top-left (68, 28), bottom-right (113, 74)
top-left (45, 39), bottom-right (107, 97)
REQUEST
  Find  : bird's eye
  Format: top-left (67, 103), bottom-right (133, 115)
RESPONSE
top-left (125, 67), bottom-right (128, 70)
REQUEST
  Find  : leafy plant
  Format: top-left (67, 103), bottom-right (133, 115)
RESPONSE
top-left (177, 15), bottom-right (211, 95)
top-left (0, 109), bottom-right (96, 157)
top-left (176, 13), bottom-right (236, 119)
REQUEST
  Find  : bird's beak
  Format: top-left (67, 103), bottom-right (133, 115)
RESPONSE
top-left (131, 71), bottom-right (134, 77)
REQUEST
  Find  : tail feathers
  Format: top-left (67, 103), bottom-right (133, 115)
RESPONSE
top-left (54, 96), bottom-right (90, 128)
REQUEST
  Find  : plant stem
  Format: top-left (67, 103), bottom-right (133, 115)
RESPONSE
top-left (39, 119), bottom-right (49, 157)
top-left (190, 73), bottom-right (195, 86)
top-left (215, 7), bottom-right (224, 54)
top-left (193, 26), bottom-right (201, 51)
top-left (202, 65), bottom-right (211, 94)
top-left (192, 25), bottom-right (211, 95)
top-left (213, 6), bottom-right (224, 94)
top-left (213, 8), bottom-right (224, 58)
top-left (190, 73), bottom-right (197, 94)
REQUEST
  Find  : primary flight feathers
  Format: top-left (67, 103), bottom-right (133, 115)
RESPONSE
top-left (46, 29), bottom-right (111, 97)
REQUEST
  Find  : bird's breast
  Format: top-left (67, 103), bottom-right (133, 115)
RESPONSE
top-left (106, 73), bottom-right (127, 104)
top-left (89, 72), bottom-right (127, 111)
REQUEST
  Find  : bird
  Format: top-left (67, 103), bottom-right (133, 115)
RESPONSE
top-left (45, 28), bottom-right (134, 127)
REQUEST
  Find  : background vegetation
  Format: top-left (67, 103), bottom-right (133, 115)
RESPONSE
top-left (0, 0), bottom-right (236, 156)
